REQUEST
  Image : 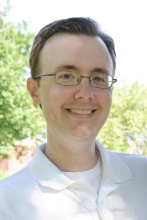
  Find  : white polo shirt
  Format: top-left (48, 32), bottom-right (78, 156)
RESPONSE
top-left (0, 143), bottom-right (102, 220)
top-left (1, 140), bottom-right (146, 219)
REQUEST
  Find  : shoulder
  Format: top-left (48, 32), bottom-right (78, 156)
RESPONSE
top-left (112, 151), bottom-right (147, 178)
top-left (0, 166), bottom-right (33, 191)
top-left (0, 166), bottom-right (35, 218)
top-left (0, 166), bottom-right (36, 209)
top-left (114, 151), bottom-right (147, 165)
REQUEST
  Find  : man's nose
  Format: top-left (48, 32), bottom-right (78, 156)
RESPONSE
top-left (74, 77), bottom-right (94, 100)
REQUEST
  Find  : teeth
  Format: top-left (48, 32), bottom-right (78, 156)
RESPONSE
top-left (69, 109), bottom-right (92, 114)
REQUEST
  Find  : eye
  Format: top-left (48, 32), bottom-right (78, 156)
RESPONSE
top-left (57, 71), bottom-right (76, 79)
top-left (56, 71), bottom-right (79, 85)
top-left (93, 77), bottom-right (104, 82)
top-left (61, 74), bottom-right (73, 79)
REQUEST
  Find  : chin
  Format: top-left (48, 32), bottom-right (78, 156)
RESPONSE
top-left (68, 129), bottom-right (97, 140)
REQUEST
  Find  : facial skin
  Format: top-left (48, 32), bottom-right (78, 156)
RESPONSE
top-left (27, 33), bottom-right (113, 171)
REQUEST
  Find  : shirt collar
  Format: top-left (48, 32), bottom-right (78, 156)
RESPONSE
top-left (28, 140), bottom-right (133, 190)
top-left (28, 143), bottom-right (74, 190)
top-left (95, 139), bottom-right (133, 183)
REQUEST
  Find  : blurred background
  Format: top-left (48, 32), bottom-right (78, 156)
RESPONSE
top-left (0, 0), bottom-right (147, 179)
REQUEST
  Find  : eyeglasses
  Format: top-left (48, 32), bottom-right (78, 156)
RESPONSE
top-left (34, 70), bottom-right (117, 89)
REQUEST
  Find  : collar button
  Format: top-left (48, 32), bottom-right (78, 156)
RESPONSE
top-left (75, 184), bottom-right (82, 189)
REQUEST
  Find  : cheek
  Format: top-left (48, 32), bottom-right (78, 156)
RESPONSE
top-left (99, 90), bottom-right (112, 111)
top-left (40, 83), bottom-right (55, 120)
top-left (40, 83), bottom-right (71, 119)
top-left (41, 83), bottom-right (51, 104)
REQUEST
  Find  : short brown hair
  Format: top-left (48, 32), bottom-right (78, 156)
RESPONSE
top-left (29, 17), bottom-right (116, 79)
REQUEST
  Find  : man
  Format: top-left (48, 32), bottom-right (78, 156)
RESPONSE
top-left (0, 17), bottom-right (147, 220)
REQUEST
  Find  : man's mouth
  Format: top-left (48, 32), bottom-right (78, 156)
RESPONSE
top-left (67, 109), bottom-right (95, 115)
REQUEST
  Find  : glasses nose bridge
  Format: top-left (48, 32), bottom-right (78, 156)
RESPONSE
top-left (75, 75), bottom-right (94, 100)
top-left (80, 75), bottom-right (91, 85)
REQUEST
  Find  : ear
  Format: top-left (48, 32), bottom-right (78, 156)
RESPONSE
top-left (27, 78), bottom-right (41, 105)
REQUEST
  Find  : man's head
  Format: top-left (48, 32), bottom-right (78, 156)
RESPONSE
top-left (29, 17), bottom-right (116, 80)
top-left (27, 17), bottom-right (116, 141)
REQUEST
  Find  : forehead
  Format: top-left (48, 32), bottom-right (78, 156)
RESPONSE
top-left (39, 33), bottom-right (113, 74)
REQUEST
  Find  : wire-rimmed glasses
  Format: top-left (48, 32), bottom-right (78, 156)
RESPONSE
top-left (33, 70), bottom-right (117, 89)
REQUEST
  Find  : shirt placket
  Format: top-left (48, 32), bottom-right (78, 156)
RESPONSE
top-left (69, 180), bottom-right (101, 220)
top-left (97, 178), bottom-right (119, 220)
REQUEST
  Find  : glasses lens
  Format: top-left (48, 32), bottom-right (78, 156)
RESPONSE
top-left (55, 71), bottom-right (80, 85)
top-left (90, 74), bottom-right (112, 88)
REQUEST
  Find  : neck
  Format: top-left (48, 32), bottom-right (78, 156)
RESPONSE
top-left (45, 130), bottom-right (98, 172)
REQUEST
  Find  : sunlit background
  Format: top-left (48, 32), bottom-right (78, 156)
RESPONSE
top-left (1, 0), bottom-right (147, 178)
top-left (1, 0), bottom-right (147, 85)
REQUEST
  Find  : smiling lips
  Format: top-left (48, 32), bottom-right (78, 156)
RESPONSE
top-left (68, 109), bottom-right (95, 115)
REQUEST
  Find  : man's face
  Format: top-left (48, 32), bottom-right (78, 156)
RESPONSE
top-left (37, 33), bottom-right (113, 140)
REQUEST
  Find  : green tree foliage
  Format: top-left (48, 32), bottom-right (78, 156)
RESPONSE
top-left (0, 169), bottom-right (10, 180)
top-left (98, 81), bottom-right (147, 155)
top-left (1, 3), bottom-right (147, 160)
top-left (0, 2), bottom-right (46, 158)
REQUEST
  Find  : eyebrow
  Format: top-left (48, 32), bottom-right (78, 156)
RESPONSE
top-left (54, 65), bottom-right (80, 72)
top-left (91, 68), bottom-right (109, 75)
top-left (54, 65), bottom-right (109, 75)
